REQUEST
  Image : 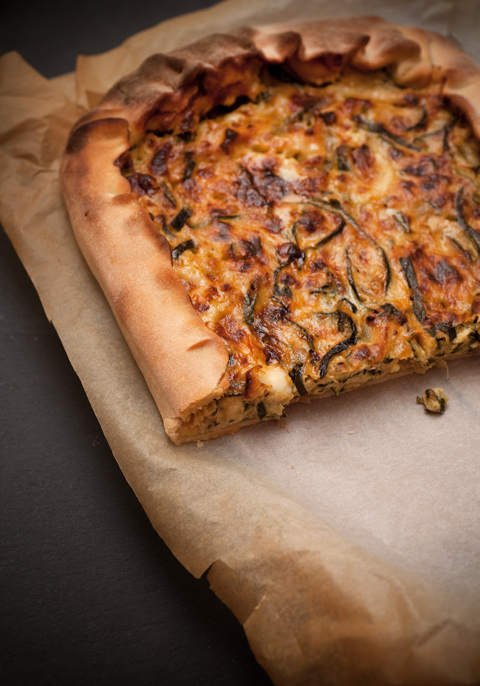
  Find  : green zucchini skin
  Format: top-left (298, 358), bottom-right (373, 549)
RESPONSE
top-left (400, 257), bottom-right (427, 324)
top-left (172, 239), bottom-right (195, 260)
top-left (455, 189), bottom-right (480, 253)
top-left (353, 114), bottom-right (422, 151)
top-left (319, 314), bottom-right (357, 379)
top-left (289, 365), bottom-right (308, 396)
top-left (243, 287), bottom-right (258, 326)
top-left (170, 207), bottom-right (192, 231)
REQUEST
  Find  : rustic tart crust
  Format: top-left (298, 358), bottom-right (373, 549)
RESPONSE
top-left (60, 17), bottom-right (480, 444)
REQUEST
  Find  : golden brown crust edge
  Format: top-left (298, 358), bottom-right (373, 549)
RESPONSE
top-left (60, 17), bottom-right (480, 443)
top-left (60, 116), bottom-right (230, 436)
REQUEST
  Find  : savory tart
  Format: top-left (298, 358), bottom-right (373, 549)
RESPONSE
top-left (60, 17), bottom-right (480, 443)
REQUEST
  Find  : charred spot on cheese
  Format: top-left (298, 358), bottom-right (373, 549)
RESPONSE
top-left (221, 128), bottom-right (239, 151)
top-left (124, 62), bottom-right (480, 440)
top-left (380, 303), bottom-right (407, 325)
top-left (351, 145), bottom-right (374, 173)
top-left (319, 111), bottom-right (337, 125)
top-left (126, 172), bottom-right (156, 195)
top-left (150, 143), bottom-right (171, 175)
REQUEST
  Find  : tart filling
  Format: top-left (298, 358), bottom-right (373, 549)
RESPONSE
top-left (120, 64), bottom-right (480, 440)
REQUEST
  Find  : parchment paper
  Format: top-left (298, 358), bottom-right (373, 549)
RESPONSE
top-left (1, 1), bottom-right (479, 683)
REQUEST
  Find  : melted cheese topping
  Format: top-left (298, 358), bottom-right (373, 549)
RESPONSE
top-left (123, 65), bottom-right (480, 438)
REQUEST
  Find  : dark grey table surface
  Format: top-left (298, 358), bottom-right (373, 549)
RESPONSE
top-left (0, 2), bottom-right (273, 684)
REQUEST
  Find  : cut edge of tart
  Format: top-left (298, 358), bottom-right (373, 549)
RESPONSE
top-left (60, 17), bottom-right (480, 444)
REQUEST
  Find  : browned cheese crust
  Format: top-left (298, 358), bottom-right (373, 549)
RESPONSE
top-left (60, 17), bottom-right (480, 444)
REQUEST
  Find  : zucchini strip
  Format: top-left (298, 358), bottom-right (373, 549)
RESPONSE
top-left (170, 207), bottom-right (192, 231)
top-left (158, 214), bottom-right (175, 237)
top-left (161, 181), bottom-right (177, 207)
top-left (183, 153), bottom-right (196, 181)
top-left (427, 322), bottom-right (456, 342)
top-left (313, 219), bottom-right (346, 249)
top-left (345, 251), bottom-right (363, 304)
top-left (455, 188), bottom-right (480, 253)
top-left (319, 313), bottom-right (357, 378)
top-left (307, 198), bottom-right (390, 291)
top-left (286, 318), bottom-right (315, 350)
top-left (273, 265), bottom-right (294, 299)
top-left (400, 256), bottom-right (427, 323)
top-left (244, 283), bottom-right (258, 326)
top-left (172, 239), bottom-right (195, 260)
top-left (289, 364), bottom-right (308, 396)
top-left (393, 212), bottom-right (411, 233)
top-left (406, 106), bottom-right (428, 132)
top-left (257, 401), bottom-right (267, 419)
top-left (353, 114), bottom-right (422, 151)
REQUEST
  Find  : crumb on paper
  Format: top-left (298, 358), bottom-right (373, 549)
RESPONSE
top-left (275, 417), bottom-right (289, 431)
top-left (291, 465), bottom-right (295, 469)
top-left (196, 441), bottom-right (204, 448)
top-left (416, 387), bottom-right (448, 414)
